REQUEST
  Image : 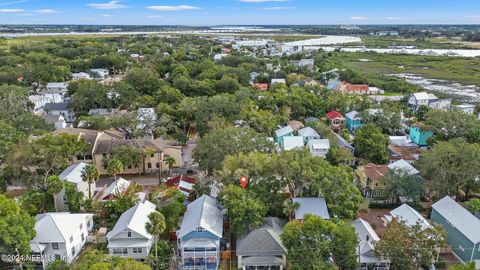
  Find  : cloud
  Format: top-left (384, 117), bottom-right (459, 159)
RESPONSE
top-left (349, 16), bottom-right (368, 20)
top-left (0, 0), bottom-right (29, 6)
top-left (240, 0), bottom-right (288, 2)
top-left (0, 8), bottom-right (23, 12)
top-left (262, 6), bottom-right (295, 10)
top-left (146, 5), bottom-right (201, 11)
top-left (87, 1), bottom-right (127, 10)
top-left (36, 9), bottom-right (57, 13)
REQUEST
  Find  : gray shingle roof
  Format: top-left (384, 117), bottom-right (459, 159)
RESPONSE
top-left (236, 217), bottom-right (287, 257)
top-left (45, 101), bottom-right (69, 111)
top-left (432, 196), bottom-right (480, 244)
top-left (177, 195), bottom-right (223, 239)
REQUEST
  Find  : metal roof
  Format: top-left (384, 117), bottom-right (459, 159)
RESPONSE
top-left (275, 126), bottom-right (294, 137)
top-left (282, 136), bottom-right (305, 151)
top-left (389, 204), bottom-right (431, 230)
top-left (432, 196), bottom-right (480, 244)
top-left (298, 127), bottom-right (320, 138)
top-left (31, 213), bottom-right (93, 243)
top-left (106, 200), bottom-right (157, 240)
top-left (292, 197), bottom-right (330, 220)
top-left (177, 195), bottom-right (223, 239)
top-left (388, 159), bottom-right (420, 176)
top-left (59, 163), bottom-right (89, 184)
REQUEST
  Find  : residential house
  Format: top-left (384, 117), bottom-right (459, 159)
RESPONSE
top-left (88, 108), bottom-right (120, 116)
top-left (271, 78), bottom-right (286, 85)
top-left (287, 120), bottom-right (304, 131)
top-left (326, 110), bottom-right (346, 133)
top-left (55, 163), bottom-right (96, 211)
top-left (46, 82), bottom-right (69, 95)
top-left (44, 101), bottom-right (75, 123)
top-left (40, 114), bottom-right (67, 130)
top-left (408, 92), bottom-right (451, 112)
top-left (333, 132), bottom-right (355, 154)
top-left (72, 72), bottom-right (91, 80)
top-left (387, 159), bottom-right (420, 176)
top-left (250, 83), bottom-right (269, 91)
top-left (213, 53), bottom-right (228, 61)
top-left (236, 217), bottom-right (287, 270)
top-left (298, 126), bottom-right (320, 143)
top-left (29, 95), bottom-right (51, 114)
top-left (345, 110), bottom-right (363, 133)
top-left (351, 218), bottom-right (390, 270)
top-left (292, 197), bottom-right (330, 221)
top-left (106, 201), bottom-right (157, 260)
top-left (431, 196), bottom-right (480, 264)
top-left (90, 68), bottom-right (109, 80)
top-left (409, 126), bottom-right (433, 147)
top-left (307, 139), bottom-right (330, 158)
top-left (282, 136), bottom-right (304, 151)
top-left (30, 213), bottom-right (94, 269)
top-left (388, 136), bottom-right (425, 163)
top-left (453, 104), bottom-right (475, 115)
top-left (385, 204), bottom-right (432, 230)
top-left (355, 163), bottom-right (389, 199)
top-left (177, 195), bottom-right (223, 270)
top-left (165, 174), bottom-right (197, 197)
top-left (99, 178), bottom-right (131, 201)
top-left (338, 82), bottom-right (370, 95)
top-left (274, 126), bottom-right (294, 143)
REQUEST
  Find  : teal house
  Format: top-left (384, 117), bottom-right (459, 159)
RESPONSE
top-left (409, 126), bottom-right (433, 146)
top-left (275, 125), bottom-right (294, 143)
top-left (345, 111), bottom-right (363, 133)
top-left (431, 196), bottom-right (480, 264)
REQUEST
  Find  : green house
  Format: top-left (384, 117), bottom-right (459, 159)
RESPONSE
top-left (431, 196), bottom-right (480, 264)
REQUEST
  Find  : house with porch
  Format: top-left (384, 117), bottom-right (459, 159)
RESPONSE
top-left (345, 111), bottom-right (363, 133)
top-left (106, 201), bottom-right (157, 260)
top-left (298, 126), bottom-right (320, 144)
top-left (409, 126), bottom-right (433, 147)
top-left (431, 196), bottom-right (480, 265)
top-left (351, 218), bottom-right (390, 270)
top-left (408, 92), bottom-right (451, 112)
top-left (177, 195), bottom-right (223, 270)
top-left (307, 139), bottom-right (330, 158)
top-left (236, 217), bottom-right (287, 270)
top-left (30, 213), bottom-right (94, 269)
top-left (355, 163), bottom-right (389, 199)
top-left (326, 110), bottom-right (346, 133)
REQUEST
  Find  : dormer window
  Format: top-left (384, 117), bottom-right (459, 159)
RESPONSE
top-left (127, 231), bottom-right (132, 237)
top-left (196, 227), bottom-right (203, 232)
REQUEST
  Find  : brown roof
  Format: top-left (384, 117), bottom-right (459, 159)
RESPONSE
top-left (363, 163), bottom-right (389, 181)
top-left (287, 120), bottom-right (305, 131)
top-left (344, 83), bottom-right (369, 92)
top-left (388, 145), bottom-right (425, 162)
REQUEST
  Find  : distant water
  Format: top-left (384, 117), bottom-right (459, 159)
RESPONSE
top-left (389, 73), bottom-right (480, 102)
top-left (320, 47), bottom-right (480, 58)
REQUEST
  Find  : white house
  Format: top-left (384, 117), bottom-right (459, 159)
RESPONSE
top-left (213, 53), bottom-right (228, 61)
top-left (100, 178), bottom-right (131, 201)
top-left (271, 78), bottom-right (286, 85)
top-left (46, 82), bottom-right (68, 95)
top-left (30, 213), bottom-right (94, 269)
top-left (452, 104), bottom-right (475, 115)
top-left (298, 126), bottom-right (320, 143)
top-left (106, 201), bottom-right (157, 260)
top-left (351, 218), bottom-right (390, 270)
top-left (90, 68), bottom-right (109, 80)
top-left (385, 204), bottom-right (432, 230)
top-left (40, 114), bottom-right (67, 130)
top-left (55, 163), bottom-right (96, 211)
top-left (408, 92), bottom-right (451, 112)
top-left (72, 72), bottom-right (91, 80)
top-left (29, 95), bottom-right (51, 114)
top-left (307, 139), bottom-right (330, 158)
top-left (282, 136), bottom-right (305, 151)
top-left (387, 159), bottom-right (420, 176)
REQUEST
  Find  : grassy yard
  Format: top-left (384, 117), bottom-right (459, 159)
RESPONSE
top-left (361, 36), bottom-right (480, 49)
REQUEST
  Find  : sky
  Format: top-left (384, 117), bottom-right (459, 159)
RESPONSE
top-left (0, 0), bottom-right (479, 25)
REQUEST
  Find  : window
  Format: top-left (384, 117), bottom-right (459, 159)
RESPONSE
top-left (71, 246), bottom-right (75, 256)
top-left (156, 162), bottom-right (159, 168)
top-left (87, 220), bottom-right (91, 228)
top-left (81, 233), bottom-right (85, 242)
top-left (127, 231), bottom-right (132, 238)
top-left (54, 254), bottom-right (61, 260)
top-left (459, 245), bottom-right (465, 252)
top-left (128, 165), bottom-right (132, 169)
top-left (133, 248), bottom-right (143, 254)
top-left (79, 223), bottom-right (83, 230)
top-left (52, 243), bottom-right (59, 250)
top-left (151, 154), bottom-right (155, 158)
top-left (196, 227), bottom-right (203, 232)
top-left (147, 163), bottom-right (152, 169)
top-left (70, 236), bottom-right (73, 243)
top-left (113, 248), bottom-right (127, 255)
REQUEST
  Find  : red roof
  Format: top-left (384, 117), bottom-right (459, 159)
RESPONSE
top-left (165, 175), bottom-right (197, 189)
top-left (250, 83), bottom-right (269, 91)
top-left (363, 163), bottom-right (389, 181)
top-left (344, 83), bottom-right (369, 92)
top-left (326, 110), bottom-right (344, 120)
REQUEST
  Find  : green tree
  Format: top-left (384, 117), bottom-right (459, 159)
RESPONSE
top-left (65, 182), bottom-right (85, 212)
top-left (145, 211), bottom-right (166, 261)
top-left (0, 194), bottom-right (36, 255)
top-left (416, 139), bottom-right (480, 199)
top-left (450, 263), bottom-right (477, 270)
top-left (164, 156), bottom-right (176, 175)
top-left (107, 158), bottom-right (124, 180)
top-left (111, 145), bottom-right (143, 174)
top-left (281, 214), bottom-right (358, 270)
top-left (425, 109), bottom-right (480, 143)
top-left (375, 220), bottom-right (445, 270)
top-left (219, 185), bottom-right (267, 235)
top-left (46, 175), bottom-right (64, 212)
top-left (325, 145), bottom-right (354, 166)
top-left (465, 198), bottom-right (480, 215)
top-left (72, 249), bottom-right (151, 270)
top-left (353, 124), bottom-right (389, 164)
top-left (384, 170), bottom-right (423, 204)
top-left (81, 164), bottom-right (100, 199)
top-left (283, 200), bottom-right (300, 220)
top-left (150, 186), bottom-right (186, 231)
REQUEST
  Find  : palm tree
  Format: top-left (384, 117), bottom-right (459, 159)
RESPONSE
top-left (165, 157), bottom-right (176, 176)
top-left (107, 158), bottom-right (124, 180)
top-left (81, 164), bottom-right (100, 199)
top-left (283, 200), bottom-right (300, 220)
top-left (46, 175), bottom-right (64, 212)
top-left (145, 211), bottom-right (166, 261)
